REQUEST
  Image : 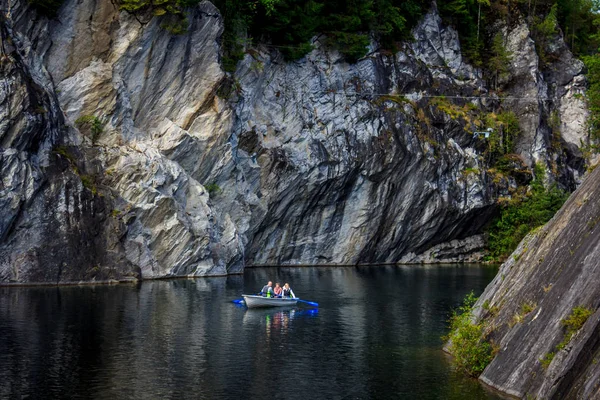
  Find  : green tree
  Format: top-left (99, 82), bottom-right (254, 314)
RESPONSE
top-left (486, 163), bottom-right (568, 260)
top-left (487, 33), bottom-right (513, 89)
top-left (556, 0), bottom-right (600, 55)
top-left (532, 3), bottom-right (558, 64)
top-left (583, 53), bottom-right (600, 140)
top-left (476, 0), bottom-right (490, 41)
top-left (438, 0), bottom-right (483, 65)
top-left (252, 0), bottom-right (324, 60)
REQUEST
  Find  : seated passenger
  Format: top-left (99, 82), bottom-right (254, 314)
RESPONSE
top-left (273, 282), bottom-right (283, 297)
top-left (260, 281), bottom-right (274, 298)
top-left (282, 283), bottom-right (295, 298)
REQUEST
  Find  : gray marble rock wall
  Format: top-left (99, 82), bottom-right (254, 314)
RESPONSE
top-left (0, 0), bottom-right (589, 282)
top-left (0, 0), bottom-right (242, 283)
top-left (0, 16), bottom-right (136, 283)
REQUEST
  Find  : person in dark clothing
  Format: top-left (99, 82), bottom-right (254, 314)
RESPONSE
top-left (260, 281), bottom-right (274, 298)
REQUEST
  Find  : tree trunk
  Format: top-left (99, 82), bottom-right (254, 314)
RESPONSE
top-left (477, 2), bottom-right (481, 42)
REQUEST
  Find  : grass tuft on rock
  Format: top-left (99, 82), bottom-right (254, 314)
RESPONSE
top-left (540, 306), bottom-right (594, 370)
top-left (557, 306), bottom-right (594, 350)
top-left (540, 352), bottom-right (555, 369)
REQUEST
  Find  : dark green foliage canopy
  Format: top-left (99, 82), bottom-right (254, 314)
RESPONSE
top-left (30, 0), bottom-right (600, 67)
top-left (583, 54), bottom-right (600, 140)
top-left (213, 0), bottom-right (429, 69)
top-left (445, 292), bottom-right (495, 376)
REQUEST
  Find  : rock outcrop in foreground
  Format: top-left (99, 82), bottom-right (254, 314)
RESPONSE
top-left (0, 0), bottom-right (589, 283)
top-left (467, 165), bottom-right (600, 399)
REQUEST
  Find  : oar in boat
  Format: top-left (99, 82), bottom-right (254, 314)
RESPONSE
top-left (296, 299), bottom-right (319, 307)
top-left (232, 293), bottom-right (264, 304)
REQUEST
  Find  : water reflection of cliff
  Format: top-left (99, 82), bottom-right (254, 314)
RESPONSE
top-left (0, 265), bottom-right (499, 399)
top-left (0, 276), bottom-right (244, 399)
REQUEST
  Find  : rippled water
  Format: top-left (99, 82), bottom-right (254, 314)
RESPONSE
top-left (0, 265), bottom-right (501, 399)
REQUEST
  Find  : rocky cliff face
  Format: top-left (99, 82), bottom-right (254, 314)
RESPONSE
top-left (467, 165), bottom-right (600, 399)
top-left (1, 0), bottom-right (242, 282)
top-left (0, 15), bottom-right (137, 282)
top-left (0, 0), bottom-right (589, 283)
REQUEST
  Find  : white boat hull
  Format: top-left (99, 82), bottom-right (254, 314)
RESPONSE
top-left (242, 295), bottom-right (298, 308)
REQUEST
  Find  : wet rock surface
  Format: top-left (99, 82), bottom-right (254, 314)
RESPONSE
top-left (468, 166), bottom-right (600, 399)
top-left (0, 0), bottom-right (589, 283)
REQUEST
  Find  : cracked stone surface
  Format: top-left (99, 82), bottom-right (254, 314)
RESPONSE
top-left (0, 0), bottom-right (589, 283)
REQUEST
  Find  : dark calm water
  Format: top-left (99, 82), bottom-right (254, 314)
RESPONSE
top-left (0, 265), bottom-right (501, 400)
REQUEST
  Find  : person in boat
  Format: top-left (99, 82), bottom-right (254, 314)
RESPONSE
top-left (260, 281), bottom-right (275, 298)
top-left (273, 282), bottom-right (283, 298)
top-left (282, 283), bottom-right (295, 298)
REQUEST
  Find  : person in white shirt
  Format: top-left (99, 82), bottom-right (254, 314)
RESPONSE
top-left (281, 283), bottom-right (295, 298)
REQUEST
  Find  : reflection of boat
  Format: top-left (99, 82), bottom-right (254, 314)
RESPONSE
top-left (242, 307), bottom-right (318, 333)
top-left (242, 294), bottom-right (298, 308)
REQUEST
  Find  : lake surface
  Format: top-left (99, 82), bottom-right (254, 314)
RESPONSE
top-left (0, 265), bottom-right (501, 399)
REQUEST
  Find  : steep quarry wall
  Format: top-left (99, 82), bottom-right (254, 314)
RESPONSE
top-left (0, 15), bottom-right (137, 282)
top-left (467, 165), bottom-right (600, 399)
top-left (0, 0), bottom-right (589, 283)
top-left (1, 0), bottom-right (243, 282)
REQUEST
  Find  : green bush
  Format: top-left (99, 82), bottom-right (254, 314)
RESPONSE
top-left (80, 175), bottom-right (98, 195)
top-left (486, 111), bottom-right (521, 160)
top-left (486, 163), bottom-right (568, 261)
top-left (119, 0), bottom-right (200, 14)
top-left (445, 292), bottom-right (495, 377)
top-left (118, 0), bottom-right (200, 34)
top-left (520, 301), bottom-right (536, 315)
top-left (53, 145), bottom-right (77, 164)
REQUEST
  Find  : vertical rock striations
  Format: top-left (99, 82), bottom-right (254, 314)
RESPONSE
top-left (0, 0), bottom-right (243, 283)
top-left (214, 8), bottom-right (586, 265)
top-left (0, 14), bottom-right (136, 283)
